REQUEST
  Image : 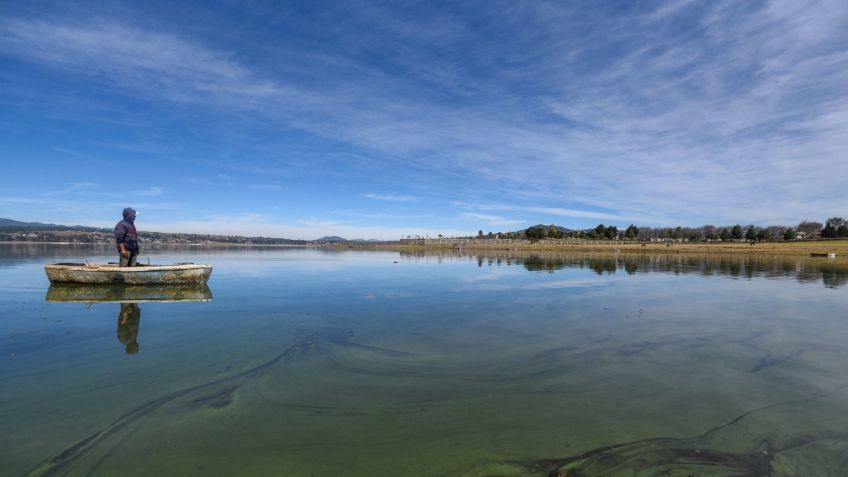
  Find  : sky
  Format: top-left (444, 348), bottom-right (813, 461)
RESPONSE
top-left (1, 0), bottom-right (847, 240)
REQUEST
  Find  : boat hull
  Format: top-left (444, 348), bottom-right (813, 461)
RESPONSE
top-left (45, 263), bottom-right (213, 285)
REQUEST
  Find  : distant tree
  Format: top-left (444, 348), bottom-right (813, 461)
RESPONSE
top-left (689, 229), bottom-right (704, 241)
top-left (838, 225), bottom-right (848, 238)
top-left (822, 223), bottom-right (837, 238)
top-left (745, 226), bottom-right (757, 242)
top-left (823, 218), bottom-right (846, 238)
top-left (797, 221), bottom-right (823, 238)
top-left (547, 225), bottom-right (562, 239)
top-left (594, 224), bottom-right (607, 240)
top-left (525, 226), bottom-right (546, 241)
top-left (756, 228), bottom-right (772, 242)
top-left (731, 225), bottom-right (743, 241)
top-left (605, 225), bottom-right (618, 240)
top-left (720, 228), bottom-right (731, 242)
top-left (783, 228), bottom-right (797, 241)
top-left (478, 230), bottom-right (484, 238)
top-left (487, 231), bottom-right (494, 239)
top-left (624, 224), bottom-right (639, 240)
top-left (765, 225), bottom-right (786, 240)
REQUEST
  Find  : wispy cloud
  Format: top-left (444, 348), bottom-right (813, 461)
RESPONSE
top-left (331, 209), bottom-right (434, 221)
top-left (135, 186), bottom-right (164, 196)
top-left (454, 202), bottom-right (667, 226)
top-left (0, 19), bottom-right (283, 107)
top-left (362, 193), bottom-right (419, 202)
top-left (186, 176), bottom-right (284, 192)
top-left (460, 212), bottom-right (524, 228)
top-left (46, 182), bottom-right (98, 196)
top-left (0, 197), bottom-right (50, 205)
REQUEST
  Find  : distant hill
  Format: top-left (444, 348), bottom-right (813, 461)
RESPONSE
top-left (0, 217), bottom-right (104, 231)
top-left (315, 236), bottom-right (348, 243)
top-left (314, 236), bottom-right (384, 243)
top-left (509, 224), bottom-right (578, 235)
top-left (0, 217), bottom-right (306, 244)
top-left (528, 224), bottom-right (577, 234)
top-left (2, 218), bottom-right (388, 244)
top-left (0, 218), bottom-right (60, 228)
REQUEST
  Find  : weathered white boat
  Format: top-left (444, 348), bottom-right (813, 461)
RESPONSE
top-left (44, 262), bottom-right (213, 285)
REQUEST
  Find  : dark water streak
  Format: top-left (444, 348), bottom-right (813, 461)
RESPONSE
top-left (28, 326), bottom-right (395, 477)
top-left (514, 385), bottom-right (848, 477)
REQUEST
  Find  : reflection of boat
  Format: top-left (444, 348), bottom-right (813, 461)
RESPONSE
top-left (810, 253), bottom-right (836, 258)
top-left (47, 283), bottom-right (213, 303)
top-left (44, 263), bottom-right (213, 284)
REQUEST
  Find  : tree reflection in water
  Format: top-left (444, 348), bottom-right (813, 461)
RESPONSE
top-left (400, 250), bottom-right (848, 288)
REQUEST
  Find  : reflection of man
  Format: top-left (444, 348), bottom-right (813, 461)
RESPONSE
top-left (117, 303), bottom-right (141, 354)
top-left (114, 207), bottom-right (139, 267)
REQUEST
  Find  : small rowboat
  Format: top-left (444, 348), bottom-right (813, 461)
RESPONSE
top-left (45, 262), bottom-right (213, 285)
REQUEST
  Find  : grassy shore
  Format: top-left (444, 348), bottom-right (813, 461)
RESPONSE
top-left (355, 239), bottom-right (848, 256)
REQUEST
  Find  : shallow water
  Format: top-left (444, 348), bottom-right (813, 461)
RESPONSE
top-left (2, 244), bottom-right (848, 476)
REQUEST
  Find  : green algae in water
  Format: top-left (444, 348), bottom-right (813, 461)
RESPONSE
top-left (2, 247), bottom-right (848, 476)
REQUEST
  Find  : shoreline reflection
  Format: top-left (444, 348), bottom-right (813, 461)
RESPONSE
top-left (400, 250), bottom-right (848, 288)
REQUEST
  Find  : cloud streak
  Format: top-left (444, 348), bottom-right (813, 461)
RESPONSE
top-left (46, 182), bottom-right (98, 196)
top-left (362, 193), bottom-right (419, 202)
top-left (460, 212), bottom-right (524, 228)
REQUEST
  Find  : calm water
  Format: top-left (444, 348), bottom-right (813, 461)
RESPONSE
top-left (2, 244), bottom-right (848, 477)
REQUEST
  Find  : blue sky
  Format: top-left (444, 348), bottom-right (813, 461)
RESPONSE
top-left (1, 0), bottom-right (846, 240)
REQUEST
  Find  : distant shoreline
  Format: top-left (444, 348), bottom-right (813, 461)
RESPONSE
top-left (333, 239), bottom-right (848, 256)
top-left (4, 240), bottom-right (848, 257)
top-left (0, 241), bottom-right (313, 248)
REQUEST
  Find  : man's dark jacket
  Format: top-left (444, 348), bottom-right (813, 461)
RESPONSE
top-left (115, 214), bottom-right (139, 253)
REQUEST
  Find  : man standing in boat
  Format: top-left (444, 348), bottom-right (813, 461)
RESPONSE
top-left (115, 207), bottom-right (139, 267)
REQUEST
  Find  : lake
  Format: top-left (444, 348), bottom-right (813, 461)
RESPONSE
top-left (2, 244), bottom-right (848, 476)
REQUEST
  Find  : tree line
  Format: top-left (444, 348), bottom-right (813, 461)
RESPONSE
top-left (479, 217), bottom-right (848, 242)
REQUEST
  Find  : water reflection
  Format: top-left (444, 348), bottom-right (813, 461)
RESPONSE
top-left (118, 303), bottom-right (141, 354)
top-left (46, 284), bottom-right (213, 354)
top-left (400, 250), bottom-right (848, 288)
top-left (46, 283), bottom-right (213, 302)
